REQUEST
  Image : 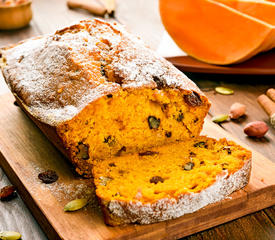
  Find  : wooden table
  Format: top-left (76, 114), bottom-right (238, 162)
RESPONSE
top-left (0, 0), bottom-right (274, 239)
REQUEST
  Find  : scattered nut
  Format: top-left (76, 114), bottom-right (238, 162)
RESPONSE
top-left (150, 176), bottom-right (164, 184)
top-left (212, 114), bottom-right (229, 123)
top-left (244, 121), bottom-right (269, 138)
top-left (215, 87), bottom-right (234, 95)
top-left (38, 170), bottom-right (58, 184)
top-left (0, 231), bottom-right (21, 240)
top-left (148, 116), bottom-right (160, 129)
top-left (0, 186), bottom-right (17, 201)
top-left (64, 198), bottom-right (89, 212)
top-left (229, 102), bottom-right (246, 119)
top-left (183, 162), bottom-right (194, 171)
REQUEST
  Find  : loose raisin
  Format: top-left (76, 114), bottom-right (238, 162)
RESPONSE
top-left (165, 131), bottom-right (172, 138)
top-left (139, 151), bottom-right (159, 156)
top-left (13, 101), bottom-right (19, 106)
top-left (161, 104), bottom-right (168, 112)
top-left (184, 91), bottom-right (202, 107)
top-left (18, 55), bottom-right (24, 63)
top-left (76, 142), bottom-right (89, 160)
top-left (223, 146), bottom-right (232, 154)
top-left (116, 146), bottom-right (126, 156)
top-left (150, 176), bottom-right (164, 184)
top-left (109, 162), bottom-right (116, 167)
top-left (153, 76), bottom-right (166, 89)
top-left (189, 152), bottom-right (196, 157)
top-left (100, 64), bottom-right (106, 76)
top-left (107, 94), bottom-right (113, 98)
top-left (0, 186), bottom-right (17, 201)
top-left (104, 135), bottom-right (116, 146)
top-left (53, 35), bottom-right (61, 41)
top-left (148, 116), bottom-right (160, 129)
top-left (194, 117), bottom-right (199, 123)
top-left (222, 163), bottom-right (229, 170)
top-left (38, 170), bottom-right (58, 184)
top-left (183, 162), bottom-right (194, 171)
top-left (176, 112), bottom-right (184, 122)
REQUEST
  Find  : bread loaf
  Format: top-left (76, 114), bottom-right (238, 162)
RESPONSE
top-left (0, 19), bottom-right (251, 226)
top-left (1, 19), bottom-right (210, 177)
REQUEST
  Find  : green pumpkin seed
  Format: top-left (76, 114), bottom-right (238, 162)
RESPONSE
top-left (64, 198), bottom-right (89, 212)
top-left (148, 116), bottom-right (160, 129)
top-left (0, 231), bottom-right (21, 240)
top-left (212, 114), bottom-right (229, 123)
top-left (215, 87), bottom-right (234, 95)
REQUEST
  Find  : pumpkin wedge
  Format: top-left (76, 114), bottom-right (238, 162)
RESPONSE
top-left (159, 0), bottom-right (275, 65)
top-left (214, 0), bottom-right (275, 25)
top-left (213, 0), bottom-right (275, 52)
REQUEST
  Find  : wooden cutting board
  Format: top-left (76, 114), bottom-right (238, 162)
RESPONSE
top-left (0, 93), bottom-right (274, 240)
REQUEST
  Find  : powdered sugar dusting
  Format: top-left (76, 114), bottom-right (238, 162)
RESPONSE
top-left (1, 19), bottom-right (203, 126)
top-left (107, 159), bottom-right (251, 224)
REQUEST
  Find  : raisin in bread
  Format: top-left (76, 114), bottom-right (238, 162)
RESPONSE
top-left (0, 19), bottom-right (210, 177)
top-left (93, 136), bottom-right (251, 226)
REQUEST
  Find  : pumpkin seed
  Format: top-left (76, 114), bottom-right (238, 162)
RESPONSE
top-left (0, 231), bottom-right (21, 240)
top-left (193, 141), bottom-right (207, 148)
top-left (64, 198), bottom-right (89, 212)
top-left (183, 162), bottom-right (194, 171)
top-left (212, 114), bottom-right (229, 123)
top-left (215, 87), bottom-right (234, 95)
top-left (76, 142), bottom-right (89, 160)
top-left (148, 116), bottom-right (160, 129)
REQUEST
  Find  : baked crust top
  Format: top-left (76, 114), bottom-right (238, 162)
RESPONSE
top-left (1, 19), bottom-right (205, 126)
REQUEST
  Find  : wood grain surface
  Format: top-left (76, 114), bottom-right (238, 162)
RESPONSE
top-left (0, 93), bottom-right (274, 240)
top-left (0, 0), bottom-right (274, 239)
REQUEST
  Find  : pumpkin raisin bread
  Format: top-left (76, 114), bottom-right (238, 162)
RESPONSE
top-left (93, 136), bottom-right (251, 226)
top-left (0, 19), bottom-right (210, 177)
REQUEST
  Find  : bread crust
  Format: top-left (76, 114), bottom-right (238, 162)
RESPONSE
top-left (13, 94), bottom-right (94, 177)
top-left (99, 159), bottom-right (251, 226)
top-left (0, 19), bottom-right (210, 178)
top-left (1, 19), bottom-right (209, 127)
